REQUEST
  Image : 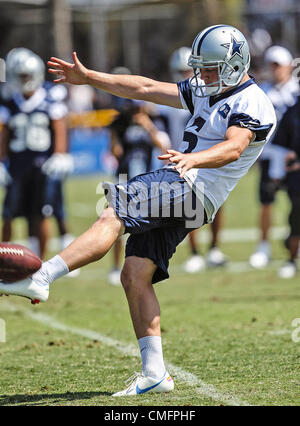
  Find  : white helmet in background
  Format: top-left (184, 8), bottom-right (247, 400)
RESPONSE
top-left (6, 48), bottom-right (32, 77)
top-left (7, 48), bottom-right (45, 95)
top-left (169, 47), bottom-right (193, 82)
top-left (188, 24), bottom-right (250, 97)
top-left (4, 48), bottom-right (32, 97)
top-left (264, 45), bottom-right (293, 66)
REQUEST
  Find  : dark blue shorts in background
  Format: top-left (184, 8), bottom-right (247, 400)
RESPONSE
top-left (3, 167), bottom-right (47, 219)
top-left (3, 169), bottom-right (65, 221)
top-left (286, 170), bottom-right (300, 237)
top-left (43, 177), bottom-right (65, 221)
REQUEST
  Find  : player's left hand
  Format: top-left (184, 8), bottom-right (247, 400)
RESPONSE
top-left (42, 153), bottom-right (74, 180)
top-left (48, 52), bottom-right (88, 85)
top-left (158, 150), bottom-right (197, 177)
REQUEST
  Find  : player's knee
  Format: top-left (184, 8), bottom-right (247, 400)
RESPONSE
top-left (96, 207), bottom-right (124, 233)
top-left (121, 264), bottom-right (141, 292)
top-left (120, 267), bottom-right (133, 292)
top-left (121, 257), bottom-right (155, 292)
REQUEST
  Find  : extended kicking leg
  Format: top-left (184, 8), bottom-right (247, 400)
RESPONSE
top-left (0, 207), bottom-right (125, 303)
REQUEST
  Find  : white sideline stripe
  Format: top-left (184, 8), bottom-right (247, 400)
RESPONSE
top-left (74, 259), bottom-right (284, 282)
top-left (70, 201), bottom-right (289, 242)
top-left (13, 225), bottom-right (289, 251)
top-left (1, 302), bottom-right (250, 406)
top-left (268, 329), bottom-right (291, 336)
top-left (198, 226), bottom-right (288, 244)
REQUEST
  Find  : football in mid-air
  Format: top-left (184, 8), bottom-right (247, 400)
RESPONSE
top-left (0, 243), bottom-right (42, 282)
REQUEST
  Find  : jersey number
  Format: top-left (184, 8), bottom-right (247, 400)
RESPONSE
top-left (9, 112), bottom-right (51, 153)
top-left (183, 116), bottom-right (205, 153)
top-left (183, 131), bottom-right (197, 153)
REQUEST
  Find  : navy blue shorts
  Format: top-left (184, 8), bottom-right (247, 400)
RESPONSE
top-left (2, 169), bottom-right (65, 221)
top-left (259, 159), bottom-right (284, 205)
top-left (2, 167), bottom-right (47, 219)
top-left (103, 168), bottom-right (207, 283)
top-left (286, 170), bottom-right (300, 237)
top-left (43, 177), bottom-right (66, 221)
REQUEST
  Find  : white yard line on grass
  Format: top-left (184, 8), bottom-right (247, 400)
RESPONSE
top-left (197, 226), bottom-right (288, 244)
top-left (76, 259), bottom-right (283, 283)
top-left (13, 225), bottom-right (289, 251)
top-left (268, 329), bottom-right (291, 336)
top-left (1, 301), bottom-right (251, 406)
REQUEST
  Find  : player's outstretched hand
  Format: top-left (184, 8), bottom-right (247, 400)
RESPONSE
top-left (48, 52), bottom-right (88, 85)
top-left (158, 150), bottom-right (198, 178)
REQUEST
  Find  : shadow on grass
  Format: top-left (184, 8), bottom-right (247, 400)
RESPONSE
top-left (0, 391), bottom-right (111, 406)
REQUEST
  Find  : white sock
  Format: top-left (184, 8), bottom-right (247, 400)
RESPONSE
top-left (32, 255), bottom-right (69, 286)
top-left (138, 336), bottom-right (166, 379)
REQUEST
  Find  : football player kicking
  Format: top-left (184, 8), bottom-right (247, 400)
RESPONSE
top-left (0, 25), bottom-right (276, 396)
top-left (162, 46), bottom-right (227, 272)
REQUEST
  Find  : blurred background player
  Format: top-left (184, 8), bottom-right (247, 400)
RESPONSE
top-left (159, 47), bottom-right (227, 273)
top-left (0, 48), bottom-right (74, 260)
top-left (108, 96), bottom-right (170, 285)
top-left (271, 97), bottom-right (300, 278)
top-left (42, 76), bottom-right (78, 259)
top-left (249, 46), bottom-right (299, 269)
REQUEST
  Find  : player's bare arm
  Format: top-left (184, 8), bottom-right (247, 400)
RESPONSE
top-left (158, 126), bottom-right (254, 177)
top-left (0, 124), bottom-right (10, 160)
top-left (48, 52), bottom-right (182, 109)
top-left (110, 130), bottom-right (124, 160)
top-left (42, 118), bottom-right (73, 181)
top-left (133, 112), bottom-right (169, 153)
top-left (0, 124), bottom-right (12, 186)
top-left (52, 118), bottom-right (68, 153)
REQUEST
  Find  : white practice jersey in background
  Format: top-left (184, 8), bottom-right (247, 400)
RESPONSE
top-left (177, 77), bottom-right (276, 219)
top-left (259, 77), bottom-right (299, 179)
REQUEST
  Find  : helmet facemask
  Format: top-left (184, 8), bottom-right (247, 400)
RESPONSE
top-left (188, 55), bottom-right (250, 98)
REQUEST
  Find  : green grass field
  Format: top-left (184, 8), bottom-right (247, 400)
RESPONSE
top-left (0, 165), bottom-right (299, 406)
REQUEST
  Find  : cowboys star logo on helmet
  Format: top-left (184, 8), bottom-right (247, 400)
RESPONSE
top-left (188, 24), bottom-right (250, 97)
top-left (221, 35), bottom-right (245, 59)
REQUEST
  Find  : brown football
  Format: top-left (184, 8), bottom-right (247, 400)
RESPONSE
top-left (0, 243), bottom-right (42, 282)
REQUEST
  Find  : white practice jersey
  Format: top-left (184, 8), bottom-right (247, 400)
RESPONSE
top-left (177, 77), bottom-right (276, 219)
top-left (260, 77), bottom-right (299, 124)
top-left (259, 77), bottom-right (299, 179)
